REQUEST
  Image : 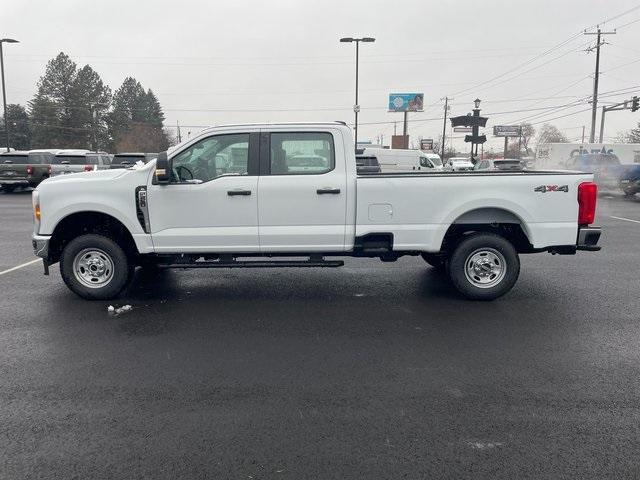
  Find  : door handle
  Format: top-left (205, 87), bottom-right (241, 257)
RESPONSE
top-left (227, 189), bottom-right (252, 196)
top-left (316, 188), bottom-right (341, 195)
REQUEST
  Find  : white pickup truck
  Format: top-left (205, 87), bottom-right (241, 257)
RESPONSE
top-left (31, 122), bottom-right (601, 301)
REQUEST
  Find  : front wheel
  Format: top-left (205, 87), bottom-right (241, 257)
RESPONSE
top-left (60, 234), bottom-right (133, 300)
top-left (447, 233), bottom-right (520, 300)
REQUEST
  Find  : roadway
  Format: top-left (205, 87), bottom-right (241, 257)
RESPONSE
top-left (1, 189), bottom-right (639, 479)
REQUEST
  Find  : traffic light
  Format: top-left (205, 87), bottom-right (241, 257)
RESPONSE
top-left (632, 96), bottom-right (639, 113)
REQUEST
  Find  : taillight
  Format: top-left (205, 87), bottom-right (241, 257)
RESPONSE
top-left (26, 165), bottom-right (33, 175)
top-left (84, 165), bottom-right (93, 172)
top-left (578, 181), bottom-right (598, 225)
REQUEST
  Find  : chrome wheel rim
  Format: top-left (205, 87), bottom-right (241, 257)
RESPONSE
top-left (464, 248), bottom-right (506, 289)
top-left (73, 248), bottom-right (114, 288)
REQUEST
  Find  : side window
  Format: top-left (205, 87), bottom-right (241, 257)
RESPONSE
top-left (171, 133), bottom-right (249, 183)
top-left (87, 155), bottom-right (99, 165)
top-left (101, 155), bottom-right (111, 166)
top-left (270, 132), bottom-right (334, 175)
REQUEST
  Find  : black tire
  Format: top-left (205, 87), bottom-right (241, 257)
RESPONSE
top-left (421, 252), bottom-right (447, 271)
top-left (2, 185), bottom-right (16, 193)
top-left (622, 187), bottom-right (636, 197)
top-left (60, 234), bottom-right (133, 300)
top-left (447, 232), bottom-right (520, 301)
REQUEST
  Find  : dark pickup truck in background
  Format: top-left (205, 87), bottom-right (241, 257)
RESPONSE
top-left (0, 150), bottom-right (54, 192)
top-left (620, 164), bottom-right (640, 197)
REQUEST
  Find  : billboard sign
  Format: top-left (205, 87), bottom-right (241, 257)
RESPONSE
top-left (493, 125), bottom-right (522, 137)
top-left (420, 139), bottom-right (434, 151)
top-left (388, 93), bottom-right (424, 112)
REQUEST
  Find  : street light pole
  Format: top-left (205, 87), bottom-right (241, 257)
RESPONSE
top-left (340, 36), bottom-right (375, 153)
top-left (0, 38), bottom-right (19, 153)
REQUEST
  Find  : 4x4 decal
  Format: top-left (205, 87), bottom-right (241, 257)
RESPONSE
top-left (534, 185), bottom-right (569, 193)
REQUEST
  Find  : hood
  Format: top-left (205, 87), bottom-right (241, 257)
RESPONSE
top-left (42, 168), bottom-right (128, 184)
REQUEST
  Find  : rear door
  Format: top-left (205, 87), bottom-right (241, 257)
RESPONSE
top-left (257, 129), bottom-right (347, 252)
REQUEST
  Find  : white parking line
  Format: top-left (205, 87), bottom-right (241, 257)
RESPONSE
top-left (0, 259), bottom-right (41, 276)
top-left (610, 215), bottom-right (640, 225)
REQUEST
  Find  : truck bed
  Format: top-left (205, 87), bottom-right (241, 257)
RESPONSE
top-left (355, 170), bottom-right (592, 252)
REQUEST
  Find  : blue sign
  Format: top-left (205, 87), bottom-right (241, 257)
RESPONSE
top-left (388, 93), bottom-right (424, 112)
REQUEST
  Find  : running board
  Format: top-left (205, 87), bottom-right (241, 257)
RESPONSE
top-left (158, 259), bottom-right (344, 269)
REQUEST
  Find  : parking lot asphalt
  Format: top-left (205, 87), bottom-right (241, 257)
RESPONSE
top-left (1, 189), bottom-right (639, 479)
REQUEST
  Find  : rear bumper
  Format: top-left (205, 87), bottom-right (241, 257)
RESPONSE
top-left (0, 179), bottom-right (30, 185)
top-left (577, 226), bottom-right (601, 251)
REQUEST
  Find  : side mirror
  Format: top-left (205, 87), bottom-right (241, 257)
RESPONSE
top-left (155, 151), bottom-right (171, 184)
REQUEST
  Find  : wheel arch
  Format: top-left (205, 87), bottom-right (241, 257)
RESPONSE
top-left (48, 211), bottom-right (139, 264)
top-left (440, 207), bottom-right (534, 253)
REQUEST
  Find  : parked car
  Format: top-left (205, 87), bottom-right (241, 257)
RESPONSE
top-left (564, 153), bottom-right (622, 189)
top-left (110, 153), bottom-right (157, 169)
top-left (447, 157), bottom-right (475, 171)
top-left (355, 155), bottom-right (381, 174)
top-left (32, 122), bottom-right (601, 302)
top-left (619, 164), bottom-right (640, 196)
top-left (363, 148), bottom-right (443, 172)
top-left (474, 159), bottom-right (525, 172)
top-left (0, 150), bottom-right (55, 192)
top-left (50, 151), bottom-right (111, 176)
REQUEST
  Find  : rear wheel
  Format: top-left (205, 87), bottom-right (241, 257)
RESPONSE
top-left (447, 233), bottom-right (520, 300)
top-left (2, 185), bottom-right (16, 193)
top-left (421, 252), bottom-right (447, 271)
top-left (60, 234), bottom-right (133, 300)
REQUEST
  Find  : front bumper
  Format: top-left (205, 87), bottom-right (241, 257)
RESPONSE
top-left (577, 226), bottom-right (601, 251)
top-left (32, 234), bottom-right (51, 259)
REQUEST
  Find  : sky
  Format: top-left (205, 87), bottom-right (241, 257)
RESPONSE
top-left (1, 0), bottom-right (640, 153)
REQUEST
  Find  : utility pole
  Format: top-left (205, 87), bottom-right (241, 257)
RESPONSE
top-left (176, 120), bottom-right (182, 143)
top-left (581, 125), bottom-right (585, 143)
top-left (441, 97), bottom-right (449, 159)
top-left (91, 107), bottom-right (98, 151)
top-left (402, 111), bottom-right (408, 148)
top-left (518, 127), bottom-right (522, 159)
top-left (585, 27), bottom-right (615, 143)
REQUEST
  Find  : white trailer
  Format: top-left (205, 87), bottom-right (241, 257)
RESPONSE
top-left (536, 143), bottom-right (640, 169)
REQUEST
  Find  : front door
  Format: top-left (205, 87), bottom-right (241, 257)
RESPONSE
top-left (257, 130), bottom-right (347, 252)
top-left (147, 132), bottom-right (260, 253)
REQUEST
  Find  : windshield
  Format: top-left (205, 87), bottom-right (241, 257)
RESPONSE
top-left (1, 155), bottom-right (31, 164)
top-left (428, 156), bottom-right (442, 167)
top-left (52, 156), bottom-right (87, 165)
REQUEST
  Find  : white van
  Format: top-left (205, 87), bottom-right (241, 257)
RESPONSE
top-left (363, 148), bottom-right (443, 172)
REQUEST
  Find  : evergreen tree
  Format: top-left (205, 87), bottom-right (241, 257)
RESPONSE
top-left (29, 52), bottom-right (78, 147)
top-left (109, 78), bottom-right (168, 151)
top-left (0, 104), bottom-right (31, 150)
top-left (68, 65), bottom-right (112, 150)
top-left (28, 52), bottom-right (111, 149)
